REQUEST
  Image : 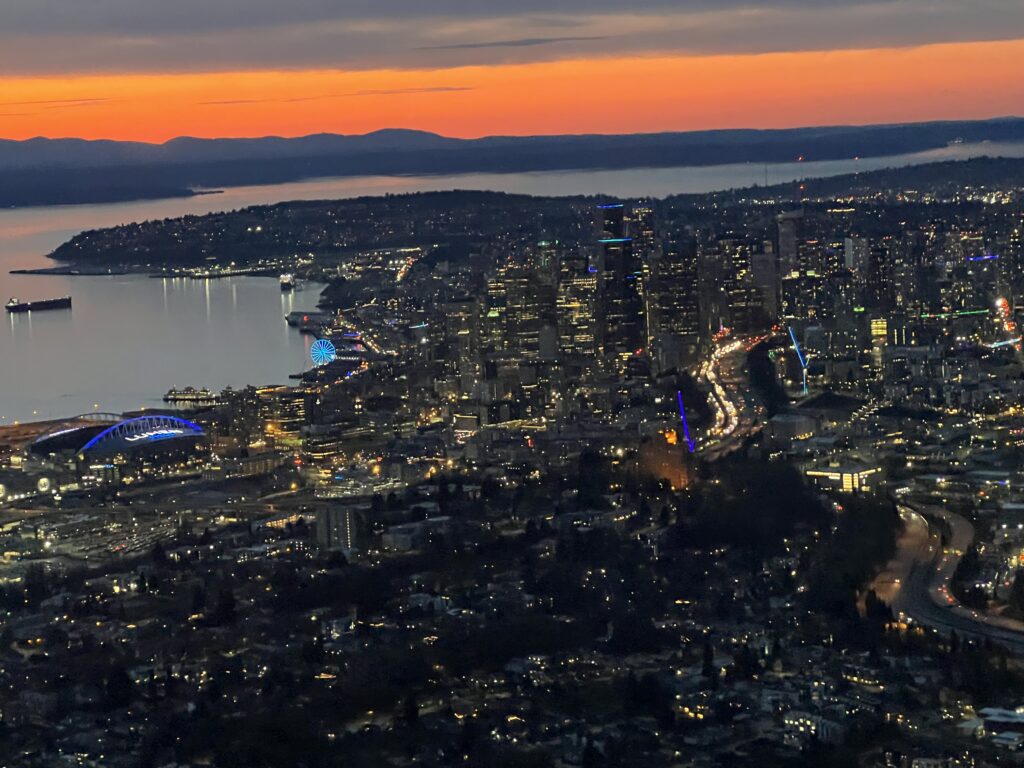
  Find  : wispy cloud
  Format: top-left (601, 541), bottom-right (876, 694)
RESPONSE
top-left (201, 94), bottom-right (346, 105)
top-left (418, 36), bottom-right (609, 50)
top-left (354, 86), bottom-right (473, 96)
top-left (1, 1), bottom-right (1023, 76)
top-left (0, 97), bottom-right (108, 107)
top-left (202, 86), bottom-right (472, 106)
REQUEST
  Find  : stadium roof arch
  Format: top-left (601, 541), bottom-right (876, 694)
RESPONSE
top-left (29, 413), bottom-right (122, 455)
top-left (80, 415), bottom-right (204, 455)
top-left (31, 413), bottom-right (121, 443)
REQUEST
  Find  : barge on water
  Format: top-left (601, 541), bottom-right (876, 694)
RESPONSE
top-left (5, 296), bottom-right (72, 313)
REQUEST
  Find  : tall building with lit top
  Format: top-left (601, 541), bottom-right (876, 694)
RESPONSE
top-left (482, 274), bottom-right (507, 356)
top-left (597, 204), bottom-right (644, 371)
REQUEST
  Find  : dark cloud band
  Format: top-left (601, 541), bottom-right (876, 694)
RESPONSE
top-left (418, 36), bottom-right (609, 50)
top-left (0, 1), bottom-right (1022, 75)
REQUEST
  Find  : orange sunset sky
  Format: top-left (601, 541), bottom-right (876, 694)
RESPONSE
top-left (2, 2), bottom-right (1024, 142)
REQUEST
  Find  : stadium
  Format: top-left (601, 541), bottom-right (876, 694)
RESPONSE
top-left (0, 415), bottom-right (209, 503)
top-left (29, 414), bottom-right (205, 460)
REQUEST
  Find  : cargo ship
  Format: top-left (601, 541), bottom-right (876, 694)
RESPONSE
top-left (6, 296), bottom-right (72, 313)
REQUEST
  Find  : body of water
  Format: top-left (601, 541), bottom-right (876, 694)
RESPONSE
top-left (2, 140), bottom-right (1023, 423)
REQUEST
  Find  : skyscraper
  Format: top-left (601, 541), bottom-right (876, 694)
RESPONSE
top-left (483, 251), bottom-right (558, 361)
top-left (648, 228), bottom-right (701, 371)
top-left (557, 253), bottom-right (600, 359)
top-left (442, 296), bottom-right (481, 397)
top-left (777, 209), bottom-right (803, 278)
top-left (597, 204), bottom-right (645, 371)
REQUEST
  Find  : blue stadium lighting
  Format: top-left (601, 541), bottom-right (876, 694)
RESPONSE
top-left (599, 237), bottom-right (633, 244)
top-left (80, 416), bottom-right (203, 453)
top-left (311, 339), bottom-right (337, 366)
top-left (676, 391), bottom-right (696, 453)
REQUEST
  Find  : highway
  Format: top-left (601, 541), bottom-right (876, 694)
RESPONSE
top-left (878, 503), bottom-right (1024, 654)
top-left (694, 336), bottom-right (1024, 652)
top-left (690, 333), bottom-right (1024, 653)
top-left (697, 336), bottom-right (765, 461)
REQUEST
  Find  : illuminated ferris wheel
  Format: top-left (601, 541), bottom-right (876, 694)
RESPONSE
top-left (310, 338), bottom-right (337, 366)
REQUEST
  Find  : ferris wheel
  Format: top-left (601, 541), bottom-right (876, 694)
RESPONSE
top-left (310, 338), bottom-right (337, 366)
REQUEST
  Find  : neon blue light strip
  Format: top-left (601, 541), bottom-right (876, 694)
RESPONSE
top-left (967, 254), bottom-right (999, 261)
top-left (788, 327), bottom-right (807, 369)
top-left (677, 391), bottom-right (696, 453)
top-left (988, 338), bottom-right (1021, 348)
top-left (597, 204), bottom-right (624, 209)
top-left (599, 238), bottom-right (633, 244)
top-left (81, 416), bottom-right (203, 452)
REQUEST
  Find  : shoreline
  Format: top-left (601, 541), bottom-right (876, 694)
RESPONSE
top-left (10, 265), bottom-right (131, 276)
top-left (10, 264), bottom-right (281, 278)
top-left (2, 138), bottom-right (1021, 212)
top-left (1, 188), bottom-right (214, 211)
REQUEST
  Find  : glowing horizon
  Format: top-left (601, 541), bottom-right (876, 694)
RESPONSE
top-left (2, 38), bottom-right (1023, 143)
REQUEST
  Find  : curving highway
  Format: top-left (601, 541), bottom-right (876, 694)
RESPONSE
top-left (879, 503), bottom-right (1024, 654)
